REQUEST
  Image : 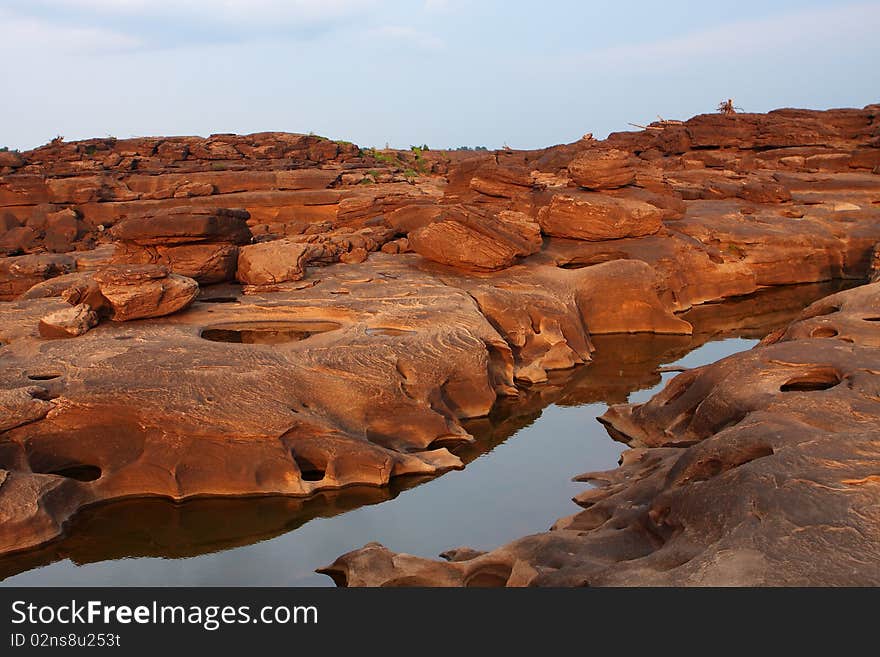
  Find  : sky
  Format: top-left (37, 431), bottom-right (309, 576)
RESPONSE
top-left (1, 0), bottom-right (879, 152)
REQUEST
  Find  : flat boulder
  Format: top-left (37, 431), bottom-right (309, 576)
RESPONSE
top-left (469, 163), bottom-right (533, 198)
top-left (113, 241), bottom-right (240, 285)
top-left (110, 208), bottom-right (252, 246)
top-left (21, 272), bottom-right (96, 300)
top-left (538, 192), bottom-right (664, 241)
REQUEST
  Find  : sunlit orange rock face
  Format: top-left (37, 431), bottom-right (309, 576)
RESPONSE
top-left (1, 105), bottom-right (879, 576)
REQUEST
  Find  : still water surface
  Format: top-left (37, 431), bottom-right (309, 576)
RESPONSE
top-left (0, 282), bottom-right (853, 585)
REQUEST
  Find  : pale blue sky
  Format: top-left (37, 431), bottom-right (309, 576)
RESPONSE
top-left (2, 0), bottom-right (879, 151)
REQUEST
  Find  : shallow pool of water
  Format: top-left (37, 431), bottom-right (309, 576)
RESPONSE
top-left (0, 281), bottom-right (854, 586)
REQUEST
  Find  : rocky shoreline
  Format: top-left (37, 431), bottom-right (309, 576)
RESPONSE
top-left (1, 105), bottom-right (879, 577)
top-left (322, 280), bottom-right (880, 586)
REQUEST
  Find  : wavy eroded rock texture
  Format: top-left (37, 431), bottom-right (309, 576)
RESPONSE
top-left (323, 282), bottom-right (880, 586)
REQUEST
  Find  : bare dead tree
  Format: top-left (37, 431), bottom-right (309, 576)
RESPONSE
top-left (718, 99), bottom-right (744, 115)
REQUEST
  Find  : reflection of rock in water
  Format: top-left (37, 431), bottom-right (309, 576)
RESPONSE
top-left (0, 280), bottom-right (857, 582)
top-left (462, 280), bottom-right (854, 454)
top-left (323, 281), bottom-right (880, 586)
top-left (680, 279), bottom-right (860, 341)
top-left (0, 480), bottom-right (431, 581)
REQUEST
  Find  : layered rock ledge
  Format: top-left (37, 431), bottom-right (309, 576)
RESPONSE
top-left (1, 104), bottom-right (879, 560)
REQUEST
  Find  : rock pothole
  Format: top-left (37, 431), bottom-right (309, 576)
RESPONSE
top-left (365, 327), bottom-right (416, 337)
top-left (27, 373), bottom-right (62, 381)
top-left (200, 321), bottom-right (341, 344)
top-left (810, 326), bottom-right (839, 338)
top-left (29, 460), bottom-right (102, 482)
top-left (291, 449), bottom-right (327, 482)
top-left (780, 367), bottom-right (842, 392)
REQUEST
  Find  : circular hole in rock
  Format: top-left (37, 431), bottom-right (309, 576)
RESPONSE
top-left (365, 327), bottom-right (416, 337)
top-left (35, 463), bottom-right (102, 482)
top-left (810, 326), bottom-right (839, 338)
top-left (558, 261), bottom-right (597, 270)
top-left (803, 304), bottom-right (840, 319)
top-left (291, 449), bottom-right (327, 482)
top-left (463, 563), bottom-right (513, 588)
top-left (27, 373), bottom-right (61, 381)
top-left (200, 321), bottom-right (341, 345)
top-left (780, 367), bottom-right (842, 392)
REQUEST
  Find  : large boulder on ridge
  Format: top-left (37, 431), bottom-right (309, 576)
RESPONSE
top-left (538, 192), bottom-right (664, 241)
top-left (409, 205), bottom-right (542, 271)
top-left (568, 148), bottom-right (636, 189)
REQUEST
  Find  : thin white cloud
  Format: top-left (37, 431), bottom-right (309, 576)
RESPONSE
top-left (0, 8), bottom-right (142, 53)
top-left (423, 0), bottom-right (452, 12)
top-left (370, 25), bottom-right (445, 50)
top-left (566, 2), bottom-right (880, 68)
top-left (15, 0), bottom-right (377, 27)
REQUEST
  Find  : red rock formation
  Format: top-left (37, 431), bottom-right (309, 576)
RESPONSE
top-left (408, 205), bottom-right (541, 271)
top-left (1, 104), bottom-right (880, 568)
top-left (110, 208), bottom-right (252, 284)
top-left (567, 148), bottom-right (636, 189)
top-left (92, 265), bottom-right (199, 321)
top-left (236, 239), bottom-right (313, 286)
top-left (537, 192), bottom-right (663, 241)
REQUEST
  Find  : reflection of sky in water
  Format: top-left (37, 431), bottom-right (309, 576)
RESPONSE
top-left (1, 337), bottom-right (758, 587)
top-left (627, 338), bottom-right (758, 405)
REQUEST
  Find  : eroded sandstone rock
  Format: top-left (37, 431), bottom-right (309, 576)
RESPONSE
top-left (38, 304), bottom-right (99, 339)
top-left (110, 208), bottom-right (252, 284)
top-left (236, 239), bottom-right (313, 286)
top-left (537, 192), bottom-right (664, 241)
top-left (321, 281), bottom-right (880, 586)
top-left (568, 148), bottom-right (636, 189)
top-left (0, 253), bottom-right (74, 301)
top-left (2, 104), bottom-right (880, 568)
top-left (409, 206), bottom-right (541, 271)
top-left (0, 387), bottom-right (53, 433)
top-left (93, 264), bottom-right (199, 321)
